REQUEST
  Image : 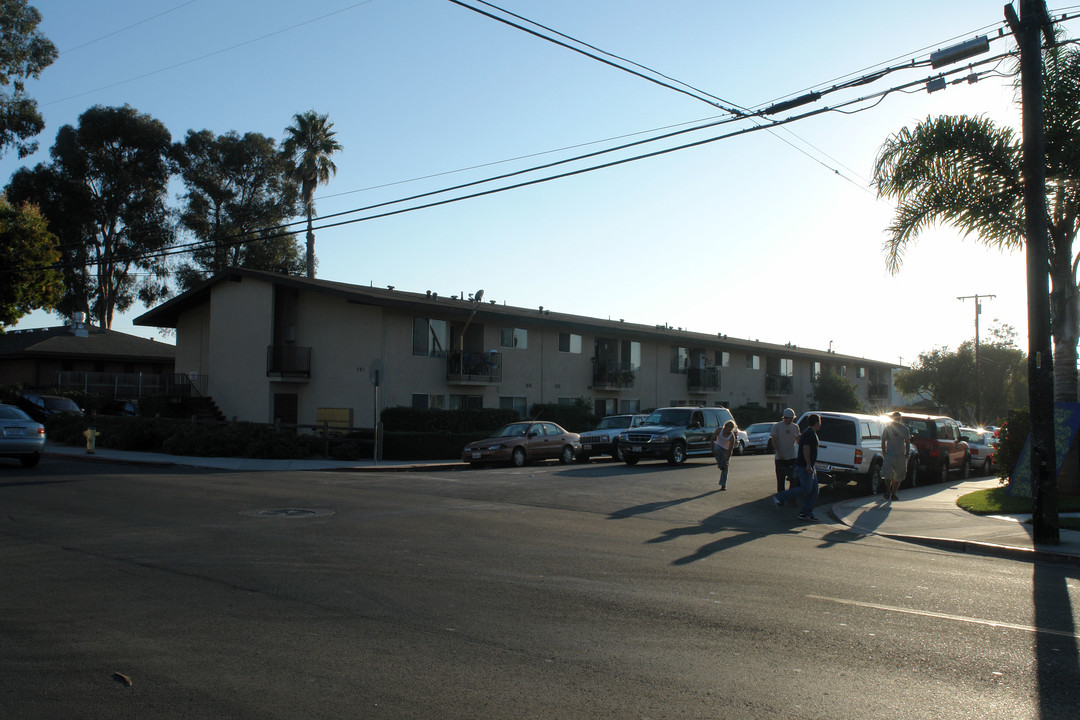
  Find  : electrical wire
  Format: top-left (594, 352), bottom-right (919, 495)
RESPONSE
top-left (11, 48), bottom-right (1018, 277)
top-left (60, 1), bottom-right (201, 55)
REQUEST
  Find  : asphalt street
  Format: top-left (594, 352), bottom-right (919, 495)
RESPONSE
top-left (1, 453), bottom-right (1078, 719)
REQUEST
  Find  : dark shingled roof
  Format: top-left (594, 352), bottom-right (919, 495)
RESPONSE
top-left (0, 325), bottom-right (175, 362)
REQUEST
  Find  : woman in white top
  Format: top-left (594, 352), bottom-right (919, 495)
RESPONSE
top-left (713, 420), bottom-right (738, 490)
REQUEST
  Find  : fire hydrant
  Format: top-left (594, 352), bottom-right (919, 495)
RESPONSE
top-left (83, 426), bottom-right (100, 454)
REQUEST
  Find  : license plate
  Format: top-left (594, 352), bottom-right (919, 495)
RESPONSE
top-left (4, 427), bottom-right (23, 436)
top-left (631, 445), bottom-right (643, 453)
top-left (471, 451), bottom-right (481, 459)
top-left (583, 444), bottom-right (594, 451)
top-left (815, 463), bottom-right (831, 472)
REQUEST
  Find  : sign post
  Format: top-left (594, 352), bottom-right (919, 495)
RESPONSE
top-left (369, 359), bottom-right (384, 464)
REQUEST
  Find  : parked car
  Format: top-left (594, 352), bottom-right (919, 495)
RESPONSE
top-left (462, 421), bottom-right (581, 467)
top-left (898, 413), bottom-right (970, 483)
top-left (0, 403), bottom-right (46, 467)
top-left (744, 422), bottom-right (775, 454)
top-left (733, 429), bottom-right (749, 455)
top-left (102, 399), bottom-right (139, 417)
top-left (960, 427), bottom-right (998, 476)
top-left (18, 393), bottom-right (83, 423)
top-left (616, 406), bottom-right (735, 466)
top-left (578, 414), bottom-right (648, 462)
top-left (796, 411), bottom-right (920, 492)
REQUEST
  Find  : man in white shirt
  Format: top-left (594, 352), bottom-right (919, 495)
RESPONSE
top-left (769, 408), bottom-right (802, 495)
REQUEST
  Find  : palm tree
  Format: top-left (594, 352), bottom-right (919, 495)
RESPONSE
top-left (281, 110), bottom-right (343, 278)
top-left (873, 43), bottom-right (1080, 402)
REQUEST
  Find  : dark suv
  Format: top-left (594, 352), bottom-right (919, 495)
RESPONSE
top-left (617, 406), bottom-right (735, 465)
top-left (898, 413), bottom-right (970, 483)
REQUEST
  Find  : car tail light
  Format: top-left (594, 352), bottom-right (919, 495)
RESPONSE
top-left (854, 449), bottom-right (863, 464)
top-left (35, 426), bottom-right (44, 437)
top-left (970, 447), bottom-right (980, 456)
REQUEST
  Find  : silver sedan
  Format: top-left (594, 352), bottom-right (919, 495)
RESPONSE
top-left (0, 403), bottom-right (46, 467)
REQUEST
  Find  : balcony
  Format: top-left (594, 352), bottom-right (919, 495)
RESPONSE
top-left (765, 373), bottom-right (793, 396)
top-left (592, 360), bottom-right (635, 390)
top-left (447, 350), bottom-right (503, 384)
top-left (267, 345), bottom-right (311, 380)
top-left (687, 366), bottom-right (720, 393)
top-left (869, 382), bottom-right (890, 398)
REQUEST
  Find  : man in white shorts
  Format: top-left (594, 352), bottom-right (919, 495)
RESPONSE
top-left (880, 411), bottom-right (910, 502)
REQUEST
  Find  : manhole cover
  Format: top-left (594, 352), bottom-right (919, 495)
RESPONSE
top-left (241, 508), bottom-right (335, 519)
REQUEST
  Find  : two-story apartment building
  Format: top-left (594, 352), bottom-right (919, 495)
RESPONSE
top-left (134, 268), bottom-right (901, 427)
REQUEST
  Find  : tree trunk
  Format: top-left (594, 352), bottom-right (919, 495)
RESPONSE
top-left (1050, 280), bottom-right (1079, 402)
top-left (305, 206), bottom-right (314, 279)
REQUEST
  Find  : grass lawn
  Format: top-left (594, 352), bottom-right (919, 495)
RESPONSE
top-left (957, 485), bottom-right (1080, 531)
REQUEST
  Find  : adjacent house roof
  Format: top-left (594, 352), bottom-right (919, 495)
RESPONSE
top-left (0, 324), bottom-right (175, 363)
top-left (135, 267), bottom-right (895, 368)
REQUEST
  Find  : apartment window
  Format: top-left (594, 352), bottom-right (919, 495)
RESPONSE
top-left (857, 366), bottom-right (865, 378)
top-left (839, 365), bottom-right (847, 377)
top-left (719, 351), bottom-right (730, 367)
top-left (622, 339), bottom-right (642, 370)
top-left (595, 398), bottom-right (617, 416)
top-left (449, 394), bottom-right (483, 410)
top-left (747, 354), bottom-right (760, 370)
top-left (813, 361), bottom-right (822, 379)
top-left (780, 358), bottom-right (794, 377)
top-left (671, 346), bottom-right (689, 374)
top-left (558, 332), bottom-right (582, 354)
top-left (499, 395), bottom-right (528, 416)
top-left (500, 327), bottom-right (528, 349)
top-left (412, 317), bottom-right (448, 357)
top-left (619, 399), bottom-right (641, 413)
top-left (411, 394), bottom-right (445, 410)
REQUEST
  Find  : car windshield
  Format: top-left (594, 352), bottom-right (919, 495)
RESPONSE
top-left (645, 409), bottom-right (692, 426)
top-left (492, 423), bottom-right (531, 438)
top-left (747, 423), bottom-right (773, 433)
top-left (44, 397), bottom-right (80, 412)
top-left (597, 416), bottom-right (631, 430)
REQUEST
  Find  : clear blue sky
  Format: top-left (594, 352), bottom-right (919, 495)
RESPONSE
top-left (6, 0), bottom-right (1063, 365)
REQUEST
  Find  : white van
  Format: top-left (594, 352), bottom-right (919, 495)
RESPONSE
top-left (796, 411), bottom-right (918, 492)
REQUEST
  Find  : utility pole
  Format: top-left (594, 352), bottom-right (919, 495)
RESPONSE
top-left (1005, 0), bottom-right (1058, 545)
top-left (957, 293), bottom-right (995, 423)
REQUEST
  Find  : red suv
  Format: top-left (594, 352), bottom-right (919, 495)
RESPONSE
top-left (898, 413), bottom-right (970, 483)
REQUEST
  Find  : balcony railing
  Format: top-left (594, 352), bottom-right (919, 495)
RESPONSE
top-left (869, 382), bottom-right (890, 398)
top-left (592, 360), bottom-right (635, 390)
top-left (267, 345), bottom-right (311, 379)
top-left (687, 366), bottom-right (720, 392)
top-left (56, 371), bottom-right (206, 399)
top-left (765, 374), bottom-right (794, 396)
top-left (447, 350), bottom-right (503, 383)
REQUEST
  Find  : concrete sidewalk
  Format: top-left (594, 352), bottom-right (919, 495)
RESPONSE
top-left (43, 444), bottom-right (1080, 566)
top-left (42, 442), bottom-right (466, 473)
top-left (829, 477), bottom-right (1080, 567)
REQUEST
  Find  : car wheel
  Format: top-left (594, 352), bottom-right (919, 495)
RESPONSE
top-left (511, 447), bottom-right (527, 467)
top-left (559, 445), bottom-right (575, 464)
top-left (623, 455), bottom-right (639, 465)
top-left (733, 440), bottom-right (744, 456)
top-left (613, 444), bottom-right (626, 462)
top-left (766, 439), bottom-right (774, 454)
top-left (937, 461), bottom-right (949, 484)
top-left (981, 458), bottom-right (991, 476)
top-left (959, 455), bottom-right (970, 479)
top-left (19, 453), bottom-right (40, 468)
top-left (867, 461), bottom-right (882, 495)
top-left (578, 452), bottom-right (591, 463)
top-left (906, 459), bottom-right (918, 488)
top-left (667, 441), bottom-right (686, 465)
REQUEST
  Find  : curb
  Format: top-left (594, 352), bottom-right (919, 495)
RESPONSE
top-left (828, 502), bottom-right (1080, 568)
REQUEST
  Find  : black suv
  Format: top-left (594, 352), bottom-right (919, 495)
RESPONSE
top-left (617, 406), bottom-right (735, 465)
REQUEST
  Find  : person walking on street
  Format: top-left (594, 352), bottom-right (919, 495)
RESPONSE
top-left (770, 408), bottom-right (801, 495)
top-left (880, 411), bottom-right (910, 501)
top-left (772, 413), bottom-right (821, 522)
top-left (713, 420), bottom-right (738, 490)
